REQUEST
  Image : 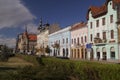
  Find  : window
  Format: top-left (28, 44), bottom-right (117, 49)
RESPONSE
top-left (90, 34), bottom-right (93, 42)
top-left (77, 37), bottom-right (79, 45)
top-left (74, 38), bottom-right (76, 44)
top-left (118, 6), bottom-right (120, 20)
top-left (96, 20), bottom-right (99, 27)
top-left (85, 36), bottom-right (87, 42)
top-left (110, 15), bottom-right (113, 23)
top-left (110, 2), bottom-right (112, 5)
top-left (103, 32), bottom-right (106, 39)
top-left (90, 22), bottom-right (92, 29)
top-left (111, 30), bottom-right (114, 39)
top-left (72, 39), bottom-right (73, 44)
top-left (81, 37), bottom-right (83, 43)
top-left (102, 17), bottom-right (105, 25)
top-left (66, 38), bottom-right (68, 43)
top-left (63, 39), bottom-right (64, 44)
top-left (97, 33), bottom-right (100, 38)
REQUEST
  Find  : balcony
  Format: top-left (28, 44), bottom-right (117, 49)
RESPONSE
top-left (71, 43), bottom-right (81, 48)
top-left (94, 37), bottom-right (107, 46)
top-left (51, 42), bottom-right (60, 49)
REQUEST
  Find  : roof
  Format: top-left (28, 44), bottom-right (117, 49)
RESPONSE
top-left (28, 34), bottom-right (37, 41)
top-left (71, 22), bottom-right (87, 31)
top-left (87, 0), bottom-right (120, 20)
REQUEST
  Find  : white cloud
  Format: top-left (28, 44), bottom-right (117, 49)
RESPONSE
top-left (0, 0), bottom-right (36, 29)
top-left (0, 36), bottom-right (16, 48)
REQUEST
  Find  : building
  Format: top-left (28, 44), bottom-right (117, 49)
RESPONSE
top-left (87, 0), bottom-right (120, 61)
top-left (71, 22), bottom-right (88, 59)
top-left (16, 28), bottom-right (37, 54)
top-left (36, 19), bottom-right (50, 56)
top-left (49, 26), bottom-right (71, 58)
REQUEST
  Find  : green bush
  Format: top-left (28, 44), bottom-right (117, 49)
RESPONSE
top-left (1, 56), bottom-right (120, 80)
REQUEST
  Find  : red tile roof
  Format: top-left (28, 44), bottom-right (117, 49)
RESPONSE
top-left (28, 34), bottom-right (37, 41)
top-left (71, 22), bottom-right (87, 31)
top-left (87, 0), bottom-right (120, 20)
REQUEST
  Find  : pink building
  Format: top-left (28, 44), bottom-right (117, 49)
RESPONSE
top-left (71, 22), bottom-right (88, 59)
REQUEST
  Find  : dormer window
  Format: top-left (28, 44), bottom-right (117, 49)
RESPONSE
top-left (110, 2), bottom-right (112, 5)
top-left (110, 15), bottom-right (113, 23)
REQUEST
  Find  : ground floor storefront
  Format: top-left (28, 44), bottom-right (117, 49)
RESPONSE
top-left (88, 43), bottom-right (119, 62)
top-left (50, 47), bottom-right (71, 58)
top-left (71, 46), bottom-right (87, 59)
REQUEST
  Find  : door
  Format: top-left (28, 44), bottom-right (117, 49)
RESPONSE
top-left (103, 52), bottom-right (107, 60)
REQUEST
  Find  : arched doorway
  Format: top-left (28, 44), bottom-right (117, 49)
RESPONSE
top-left (90, 48), bottom-right (94, 60)
top-left (63, 48), bottom-right (65, 57)
top-left (66, 48), bottom-right (68, 57)
top-left (102, 47), bottom-right (107, 60)
top-left (85, 48), bottom-right (87, 59)
top-left (74, 49), bottom-right (76, 59)
top-left (81, 48), bottom-right (84, 59)
top-left (77, 49), bottom-right (80, 59)
top-left (54, 49), bottom-right (56, 56)
top-left (110, 47), bottom-right (115, 59)
top-left (96, 48), bottom-right (100, 61)
top-left (71, 49), bottom-right (73, 58)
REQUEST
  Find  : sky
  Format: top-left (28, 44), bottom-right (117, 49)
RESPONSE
top-left (0, 0), bottom-right (106, 48)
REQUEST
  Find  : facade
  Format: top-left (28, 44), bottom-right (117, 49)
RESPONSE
top-left (87, 0), bottom-right (120, 61)
top-left (49, 26), bottom-right (71, 58)
top-left (36, 19), bottom-right (50, 56)
top-left (16, 29), bottom-right (37, 54)
top-left (71, 22), bottom-right (88, 59)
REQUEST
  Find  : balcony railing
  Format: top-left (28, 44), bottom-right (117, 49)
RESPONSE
top-left (94, 37), bottom-right (107, 45)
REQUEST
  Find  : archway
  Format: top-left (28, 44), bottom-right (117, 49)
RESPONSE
top-left (66, 48), bottom-right (68, 57)
top-left (90, 48), bottom-right (94, 60)
top-left (96, 48), bottom-right (100, 61)
top-left (110, 47), bottom-right (115, 59)
top-left (102, 47), bottom-right (107, 60)
top-left (85, 48), bottom-right (87, 59)
top-left (63, 48), bottom-right (65, 57)
top-left (81, 48), bottom-right (84, 59)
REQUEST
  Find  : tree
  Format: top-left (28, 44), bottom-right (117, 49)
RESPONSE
top-left (45, 45), bottom-right (50, 54)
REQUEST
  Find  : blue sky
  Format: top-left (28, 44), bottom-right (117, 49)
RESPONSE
top-left (0, 0), bottom-right (105, 47)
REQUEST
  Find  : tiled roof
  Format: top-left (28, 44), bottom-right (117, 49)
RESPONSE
top-left (87, 4), bottom-right (107, 19)
top-left (71, 22), bottom-right (87, 31)
top-left (28, 34), bottom-right (37, 41)
top-left (87, 0), bottom-right (120, 20)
